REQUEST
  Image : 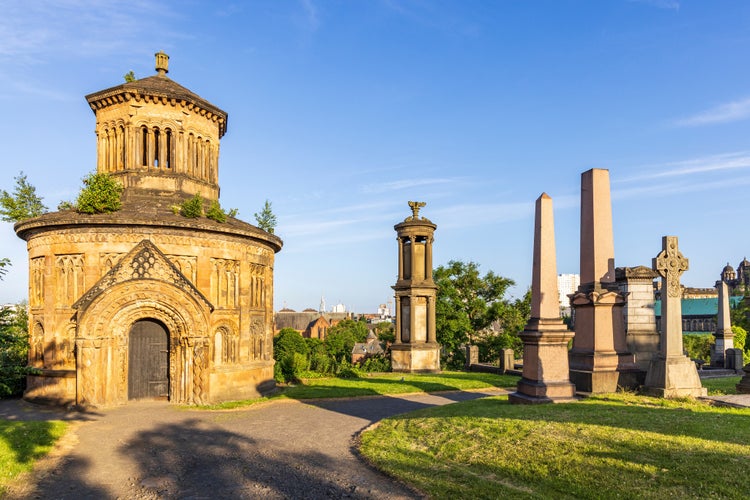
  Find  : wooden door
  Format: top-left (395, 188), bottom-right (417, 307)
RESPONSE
top-left (128, 319), bottom-right (169, 400)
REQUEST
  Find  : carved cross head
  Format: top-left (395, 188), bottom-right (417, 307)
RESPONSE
top-left (652, 235), bottom-right (688, 298)
top-left (407, 201), bottom-right (426, 220)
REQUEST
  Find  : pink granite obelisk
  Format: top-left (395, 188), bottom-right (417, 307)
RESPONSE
top-left (509, 193), bottom-right (576, 404)
top-left (643, 236), bottom-right (706, 397)
top-left (712, 280), bottom-right (734, 367)
top-left (569, 169), bottom-right (636, 393)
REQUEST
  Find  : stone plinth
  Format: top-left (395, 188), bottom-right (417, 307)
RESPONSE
top-left (737, 364), bottom-right (750, 393)
top-left (643, 236), bottom-right (706, 398)
top-left (569, 169), bottom-right (636, 393)
top-left (390, 343), bottom-right (440, 372)
top-left (510, 193), bottom-right (576, 404)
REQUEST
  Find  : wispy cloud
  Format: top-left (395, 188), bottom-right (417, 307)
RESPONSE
top-left (299, 0), bottom-right (320, 32)
top-left (673, 97), bottom-right (750, 127)
top-left (616, 151), bottom-right (750, 183)
top-left (360, 177), bottom-right (462, 194)
top-left (628, 0), bottom-right (680, 10)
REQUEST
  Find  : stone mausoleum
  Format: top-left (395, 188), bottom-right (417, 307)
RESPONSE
top-left (14, 53), bottom-right (282, 407)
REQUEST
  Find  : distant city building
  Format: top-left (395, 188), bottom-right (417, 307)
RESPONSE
top-left (557, 273), bottom-right (580, 313)
top-left (331, 302), bottom-right (347, 313)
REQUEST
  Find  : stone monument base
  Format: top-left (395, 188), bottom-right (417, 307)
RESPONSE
top-left (643, 355), bottom-right (707, 398)
top-left (390, 343), bottom-right (440, 373)
top-left (569, 350), bottom-right (636, 393)
top-left (509, 379), bottom-right (577, 404)
top-left (737, 364), bottom-right (750, 394)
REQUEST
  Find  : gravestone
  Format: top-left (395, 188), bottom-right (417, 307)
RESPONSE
top-left (643, 236), bottom-right (706, 398)
top-left (510, 193), bottom-right (576, 404)
top-left (465, 345), bottom-right (479, 369)
top-left (500, 349), bottom-right (515, 374)
top-left (725, 348), bottom-right (744, 374)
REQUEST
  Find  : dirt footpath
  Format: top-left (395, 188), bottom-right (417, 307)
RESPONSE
top-left (2, 389), bottom-right (506, 499)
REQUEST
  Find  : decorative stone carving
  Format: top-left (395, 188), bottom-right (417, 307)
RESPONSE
top-left (55, 254), bottom-right (85, 307)
top-left (30, 257), bottom-right (45, 307)
top-left (210, 258), bottom-right (239, 309)
top-left (249, 263), bottom-right (266, 308)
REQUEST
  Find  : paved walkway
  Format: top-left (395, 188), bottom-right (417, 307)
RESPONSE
top-left (1, 389), bottom-right (506, 499)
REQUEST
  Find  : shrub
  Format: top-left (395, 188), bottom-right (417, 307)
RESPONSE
top-left (360, 354), bottom-right (391, 373)
top-left (0, 303), bottom-right (30, 398)
top-left (683, 333), bottom-right (713, 363)
top-left (337, 363), bottom-right (361, 379)
top-left (205, 200), bottom-right (227, 223)
top-left (75, 172), bottom-right (123, 214)
top-left (180, 193), bottom-right (203, 218)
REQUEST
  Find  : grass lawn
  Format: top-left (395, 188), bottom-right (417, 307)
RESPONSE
top-left (701, 376), bottom-right (741, 395)
top-left (360, 393), bottom-right (750, 499)
top-left (0, 420), bottom-right (67, 495)
top-left (202, 371), bottom-right (520, 409)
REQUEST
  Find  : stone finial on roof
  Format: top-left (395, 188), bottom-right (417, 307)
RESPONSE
top-left (155, 51), bottom-right (169, 76)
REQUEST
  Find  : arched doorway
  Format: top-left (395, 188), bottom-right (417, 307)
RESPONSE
top-left (128, 319), bottom-right (169, 400)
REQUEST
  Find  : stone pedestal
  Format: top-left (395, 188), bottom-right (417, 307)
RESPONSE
top-left (737, 364), bottom-right (750, 393)
top-left (616, 266), bottom-right (660, 382)
top-left (390, 343), bottom-right (440, 373)
top-left (642, 354), bottom-right (707, 398)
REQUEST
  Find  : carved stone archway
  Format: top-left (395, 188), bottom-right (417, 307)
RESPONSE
top-left (75, 279), bottom-right (212, 406)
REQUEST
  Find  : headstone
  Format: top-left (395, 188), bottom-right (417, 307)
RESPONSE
top-left (500, 348), bottom-right (515, 373)
top-left (711, 280), bottom-right (734, 367)
top-left (465, 345), bottom-right (479, 369)
top-left (510, 193), bottom-right (576, 404)
top-left (569, 169), bottom-right (636, 393)
top-left (643, 236), bottom-right (706, 397)
top-left (725, 348), bottom-right (744, 374)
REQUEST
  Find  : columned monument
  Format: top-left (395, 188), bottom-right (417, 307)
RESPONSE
top-left (643, 236), bottom-right (706, 398)
top-left (15, 53), bottom-right (282, 407)
top-left (509, 193), bottom-right (576, 404)
top-left (391, 201), bottom-right (440, 372)
top-left (569, 168), bottom-right (636, 393)
top-left (615, 266), bottom-right (660, 379)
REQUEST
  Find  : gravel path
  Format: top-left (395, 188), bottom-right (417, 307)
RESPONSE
top-left (1, 388), bottom-right (506, 499)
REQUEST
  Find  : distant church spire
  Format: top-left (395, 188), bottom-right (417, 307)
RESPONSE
top-left (319, 295), bottom-right (326, 313)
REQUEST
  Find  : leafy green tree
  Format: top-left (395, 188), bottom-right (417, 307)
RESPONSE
top-left (180, 193), bottom-right (204, 218)
top-left (75, 172), bottom-right (123, 214)
top-left (0, 258), bottom-right (9, 280)
top-left (375, 321), bottom-right (395, 344)
top-left (273, 328), bottom-right (310, 382)
top-left (124, 70), bottom-right (136, 82)
top-left (0, 172), bottom-right (47, 222)
top-left (325, 319), bottom-right (368, 362)
top-left (254, 199), bottom-right (277, 234)
top-left (0, 302), bottom-right (30, 397)
top-left (434, 260), bottom-right (520, 367)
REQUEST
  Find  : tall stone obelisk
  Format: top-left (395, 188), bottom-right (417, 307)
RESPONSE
top-left (509, 193), bottom-right (576, 404)
top-left (712, 280), bottom-right (734, 367)
top-left (569, 168), bottom-right (636, 393)
top-left (643, 236), bottom-right (706, 398)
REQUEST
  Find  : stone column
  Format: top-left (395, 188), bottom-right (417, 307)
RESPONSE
top-left (643, 236), bottom-right (706, 398)
top-left (712, 280), bottom-right (734, 367)
top-left (393, 296), bottom-right (402, 344)
top-left (510, 193), bottom-right (576, 404)
top-left (569, 169), bottom-right (636, 393)
top-left (397, 237), bottom-right (404, 280)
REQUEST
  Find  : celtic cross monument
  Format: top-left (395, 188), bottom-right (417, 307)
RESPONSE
top-left (643, 236), bottom-right (706, 397)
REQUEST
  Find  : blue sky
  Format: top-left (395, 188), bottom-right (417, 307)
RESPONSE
top-left (1, 0), bottom-right (750, 311)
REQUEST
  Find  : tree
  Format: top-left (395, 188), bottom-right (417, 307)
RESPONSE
top-left (254, 199), bottom-right (277, 234)
top-left (375, 321), bottom-right (395, 344)
top-left (325, 319), bottom-right (368, 362)
top-left (434, 260), bottom-right (522, 367)
top-left (0, 171), bottom-right (47, 222)
top-left (0, 258), bottom-right (9, 280)
top-left (75, 172), bottom-right (123, 214)
top-left (180, 193), bottom-right (204, 218)
top-left (0, 302), bottom-right (30, 397)
top-left (123, 70), bottom-right (136, 82)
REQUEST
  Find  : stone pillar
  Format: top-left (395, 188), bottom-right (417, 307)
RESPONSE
top-left (643, 236), bottom-right (706, 398)
top-left (391, 201), bottom-right (440, 372)
top-left (615, 266), bottom-right (660, 379)
top-left (569, 169), bottom-right (636, 393)
top-left (465, 345), bottom-right (478, 369)
top-left (712, 280), bottom-right (734, 367)
top-left (500, 349), bottom-right (515, 374)
top-left (510, 193), bottom-right (576, 404)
